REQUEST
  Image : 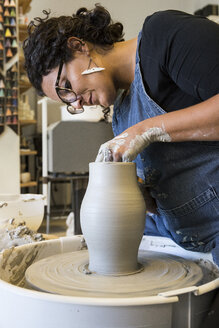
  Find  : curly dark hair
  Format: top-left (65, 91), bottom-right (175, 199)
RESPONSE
top-left (23, 4), bottom-right (124, 97)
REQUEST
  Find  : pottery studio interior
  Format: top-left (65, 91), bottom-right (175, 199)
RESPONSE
top-left (0, 0), bottom-right (219, 327)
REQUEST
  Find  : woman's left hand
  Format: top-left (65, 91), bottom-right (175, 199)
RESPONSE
top-left (95, 131), bottom-right (136, 162)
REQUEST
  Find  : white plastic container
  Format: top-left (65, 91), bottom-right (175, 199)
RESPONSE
top-left (0, 235), bottom-right (218, 328)
top-left (0, 193), bottom-right (45, 231)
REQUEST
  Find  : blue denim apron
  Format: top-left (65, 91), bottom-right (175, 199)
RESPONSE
top-left (112, 32), bottom-right (219, 266)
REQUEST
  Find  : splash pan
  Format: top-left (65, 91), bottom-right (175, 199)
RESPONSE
top-left (0, 235), bottom-right (219, 328)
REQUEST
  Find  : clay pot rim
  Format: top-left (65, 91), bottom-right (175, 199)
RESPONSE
top-left (0, 194), bottom-right (45, 204)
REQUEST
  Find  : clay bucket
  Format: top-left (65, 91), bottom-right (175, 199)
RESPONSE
top-left (0, 194), bottom-right (44, 231)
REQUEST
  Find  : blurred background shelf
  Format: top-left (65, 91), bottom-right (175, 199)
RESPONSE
top-left (20, 150), bottom-right (37, 156)
top-left (19, 119), bottom-right (37, 126)
top-left (19, 0), bottom-right (32, 15)
top-left (20, 181), bottom-right (37, 188)
top-left (19, 24), bottom-right (28, 41)
top-left (19, 80), bottom-right (32, 94)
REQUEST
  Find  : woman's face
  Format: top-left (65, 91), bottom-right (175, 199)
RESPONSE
top-left (42, 51), bottom-right (117, 109)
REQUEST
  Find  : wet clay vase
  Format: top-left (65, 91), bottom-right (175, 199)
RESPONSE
top-left (80, 162), bottom-right (146, 275)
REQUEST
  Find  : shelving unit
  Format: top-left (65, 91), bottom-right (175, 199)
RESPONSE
top-left (20, 118), bottom-right (37, 190)
top-left (18, 0), bottom-right (30, 16)
top-left (18, 22), bottom-right (27, 40)
top-left (17, 0), bottom-right (38, 192)
top-left (19, 78), bottom-right (31, 93)
top-left (0, 0), bottom-right (38, 194)
top-left (20, 149), bottom-right (37, 155)
top-left (0, 0), bottom-right (20, 193)
top-left (19, 118), bottom-right (36, 125)
top-left (0, 0), bottom-right (19, 135)
top-left (0, 0), bottom-right (31, 138)
top-left (20, 180), bottom-right (37, 188)
top-left (18, 24), bottom-right (32, 93)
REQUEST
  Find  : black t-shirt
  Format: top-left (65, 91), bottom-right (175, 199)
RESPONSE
top-left (139, 10), bottom-right (219, 112)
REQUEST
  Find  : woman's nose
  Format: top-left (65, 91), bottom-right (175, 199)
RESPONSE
top-left (71, 96), bottom-right (83, 109)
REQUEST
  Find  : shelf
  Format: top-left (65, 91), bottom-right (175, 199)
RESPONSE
top-left (19, 55), bottom-right (25, 73)
top-left (19, 79), bottom-right (32, 93)
top-left (5, 53), bottom-right (19, 72)
top-left (19, 24), bottom-right (28, 41)
top-left (20, 150), bottom-right (37, 156)
top-left (19, 119), bottom-right (36, 126)
top-left (19, 0), bottom-right (32, 15)
top-left (20, 181), bottom-right (37, 188)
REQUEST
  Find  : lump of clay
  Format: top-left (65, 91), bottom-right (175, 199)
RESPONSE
top-left (0, 219), bottom-right (44, 252)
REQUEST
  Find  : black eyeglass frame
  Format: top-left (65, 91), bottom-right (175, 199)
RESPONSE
top-left (55, 61), bottom-right (84, 114)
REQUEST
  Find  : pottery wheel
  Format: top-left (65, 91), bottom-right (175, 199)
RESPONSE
top-left (25, 250), bottom-right (205, 297)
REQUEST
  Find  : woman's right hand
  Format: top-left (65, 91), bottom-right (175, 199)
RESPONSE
top-left (95, 123), bottom-right (171, 162)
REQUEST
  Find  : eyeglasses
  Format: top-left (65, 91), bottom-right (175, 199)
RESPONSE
top-left (55, 61), bottom-right (84, 114)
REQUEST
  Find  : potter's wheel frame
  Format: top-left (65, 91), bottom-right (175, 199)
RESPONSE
top-left (0, 236), bottom-right (219, 328)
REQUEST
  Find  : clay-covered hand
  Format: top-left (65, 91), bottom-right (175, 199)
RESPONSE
top-left (95, 125), bottom-right (171, 162)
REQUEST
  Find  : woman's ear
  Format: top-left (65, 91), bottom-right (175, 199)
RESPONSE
top-left (67, 37), bottom-right (89, 54)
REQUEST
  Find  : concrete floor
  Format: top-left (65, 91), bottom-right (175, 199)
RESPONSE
top-left (39, 216), bottom-right (68, 237)
top-left (37, 203), bottom-right (77, 237)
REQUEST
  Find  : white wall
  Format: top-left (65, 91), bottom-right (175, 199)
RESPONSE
top-left (27, 0), bottom-right (218, 39)
top-left (191, 0), bottom-right (219, 12)
top-left (0, 127), bottom-right (20, 194)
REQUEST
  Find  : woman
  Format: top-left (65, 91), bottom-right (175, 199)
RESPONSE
top-left (23, 5), bottom-right (219, 265)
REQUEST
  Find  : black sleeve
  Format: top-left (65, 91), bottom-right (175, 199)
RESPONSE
top-left (141, 10), bottom-right (219, 101)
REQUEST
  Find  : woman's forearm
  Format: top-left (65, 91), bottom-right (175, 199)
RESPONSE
top-left (96, 94), bottom-right (219, 162)
top-left (144, 94), bottom-right (219, 142)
